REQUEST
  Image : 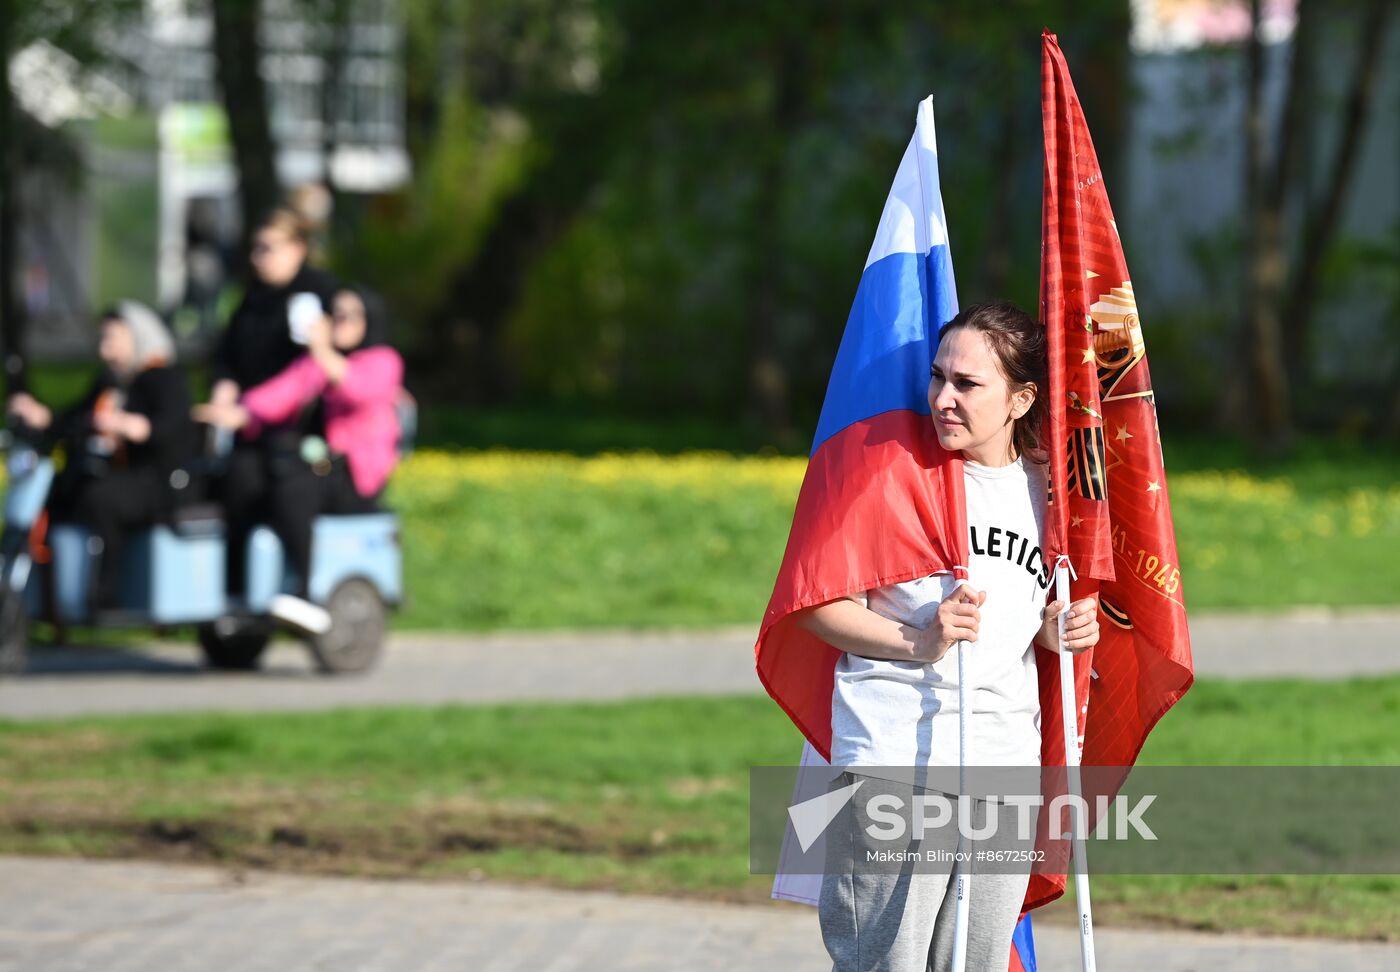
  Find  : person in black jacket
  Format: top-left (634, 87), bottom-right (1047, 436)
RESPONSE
top-left (7, 302), bottom-right (198, 613)
top-left (208, 207), bottom-right (339, 404)
top-left (199, 208), bottom-right (339, 603)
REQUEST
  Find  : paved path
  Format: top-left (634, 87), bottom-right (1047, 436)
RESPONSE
top-left (2, 617), bottom-right (1397, 970)
top-left (1, 609), bottom-right (1397, 721)
top-left (0, 856), bottom-right (1394, 972)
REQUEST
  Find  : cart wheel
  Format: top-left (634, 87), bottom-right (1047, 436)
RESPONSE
top-left (308, 578), bottom-right (385, 674)
top-left (197, 623), bottom-right (270, 670)
top-left (0, 591), bottom-right (29, 676)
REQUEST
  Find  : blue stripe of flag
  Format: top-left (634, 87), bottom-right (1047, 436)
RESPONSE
top-left (810, 242), bottom-right (959, 456)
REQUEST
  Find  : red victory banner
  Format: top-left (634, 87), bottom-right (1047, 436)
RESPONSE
top-left (1028, 30), bottom-right (1196, 914)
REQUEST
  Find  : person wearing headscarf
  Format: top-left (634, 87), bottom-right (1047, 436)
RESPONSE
top-left (195, 286), bottom-right (403, 635)
top-left (7, 302), bottom-right (198, 614)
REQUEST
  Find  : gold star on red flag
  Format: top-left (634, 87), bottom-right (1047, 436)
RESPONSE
top-left (1146, 480), bottom-right (1161, 493)
top-left (1070, 515), bottom-right (1083, 528)
top-left (1081, 347), bottom-right (1096, 364)
top-left (1115, 425), bottom-right (1133, 443)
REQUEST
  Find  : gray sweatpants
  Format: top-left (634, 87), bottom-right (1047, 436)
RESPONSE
top-left (818, 773), bottom-right (1031, 972)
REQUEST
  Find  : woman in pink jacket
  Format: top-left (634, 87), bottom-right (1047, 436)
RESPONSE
top-left (196, 286), bottom-right (403, 634)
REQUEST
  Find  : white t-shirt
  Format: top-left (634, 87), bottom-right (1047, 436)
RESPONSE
top-left (830, 457), bottom-right (1051, 771)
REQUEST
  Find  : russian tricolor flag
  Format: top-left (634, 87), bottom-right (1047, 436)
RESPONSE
top-left (757, 97), bottom-right (1035, 972)
top-left (755, 96), bottom-right (968, 763)
top-left (761, 100), bottom-right (968, 767)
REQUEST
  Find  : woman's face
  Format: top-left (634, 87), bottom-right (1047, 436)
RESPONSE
top-left (331, 291), bottom-right (367, 351)
top-left (98, 319), bottom-right (136, 375)
top-left (249, 226), bottom-right (306, 287)
top-left (927, 326), bottom-right (1034, 466)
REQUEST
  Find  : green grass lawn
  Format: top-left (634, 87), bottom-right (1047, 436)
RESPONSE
top-left (7, 444), bottom-right (1397, 636)
top-left (1, 677), bottom-right (1397, 939)
top-left (384, 445), bottom-right (1400, 630)
top-left (8, 364), bottom-right (1400, 629)
top-left (387, 451), bottom-right (804, 629)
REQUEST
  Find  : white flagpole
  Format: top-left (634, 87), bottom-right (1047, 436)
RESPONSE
top-left (950, 575), bottom-right (974, 972)
top-left (1056, 560), bottom-right (1097, 972)
top-left (949, 633), bottom-right (972, 972)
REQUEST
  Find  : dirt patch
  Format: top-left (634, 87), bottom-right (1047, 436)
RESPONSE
top-left (0, 792), bottom-right (770, 908)
top-left (4, 807), bottom-right (1397, 940)
top-left (0, 730), bottom-right (120, 761)
top-left (0, 799), bottom-right (682, 874)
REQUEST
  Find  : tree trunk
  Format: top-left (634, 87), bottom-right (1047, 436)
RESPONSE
top-left (1281, 0), bottom-right (1391, 385)
top-left (1070, 4), bottom-right (1132, 197)
top-left (435, 98), bottom-right (609, 405)
top-left (1236, 0), bottom-right (1293, 449)
top-left (318, 0), bottom-right (351, 249)
top-left (434, 189), bottom-right (544, 404)
top-left (745, 39), bottom-right (808, 440)
top-left (977, 105), bottom-right (1020, 300)
top-left (1388, 376), bottom-right (1400, 440)
top-left (210, 0), bottom-right (280, 258)
top-left (404, 0), bottom-right (451, 169)
top-left (0, 5), bottom-right (25, 392)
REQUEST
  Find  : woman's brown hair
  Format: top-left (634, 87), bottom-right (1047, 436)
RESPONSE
top-left (940, 301), bottom-right (1048, 463)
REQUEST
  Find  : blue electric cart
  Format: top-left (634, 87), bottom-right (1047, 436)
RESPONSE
top-left (0, 415), bottom-right (409, 676)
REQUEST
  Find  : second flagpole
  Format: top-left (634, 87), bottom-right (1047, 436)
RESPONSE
top-left (949, 631), bottom-right (972, 972)
top-left (950, 570), bottom-right (977, 972)
top-left (1056, 560), bottom-right (1097, 972)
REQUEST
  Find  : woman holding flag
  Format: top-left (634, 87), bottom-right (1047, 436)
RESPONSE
top-left (762, 38), bottom-right (1194, 972)
top-left (793, 301), bottom-right (1100, 972)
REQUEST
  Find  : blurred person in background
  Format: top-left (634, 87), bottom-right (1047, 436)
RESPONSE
top-left (201, 206), bottom-right (339, 604)
top-left (7, 302), bottom-right (198, 615)
top-left (208, 206), bottom-right (339, 404)
top-left (180, 197), bottom-right (234, 335)
top-left (195, 286), bottom-right (403, 635)
top-left (287, 182), bottom-right (334, 264)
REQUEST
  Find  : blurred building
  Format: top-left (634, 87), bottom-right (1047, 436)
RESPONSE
top-left (12, 0), bottom-right (407, 357)
top-left (1125, 0), bottom-right (1400, 395)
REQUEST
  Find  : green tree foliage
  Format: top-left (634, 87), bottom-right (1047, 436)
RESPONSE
top-left (1, 0), bottom-right (145, 382)
top-left (340, 1), bottom-right (1130, 436)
